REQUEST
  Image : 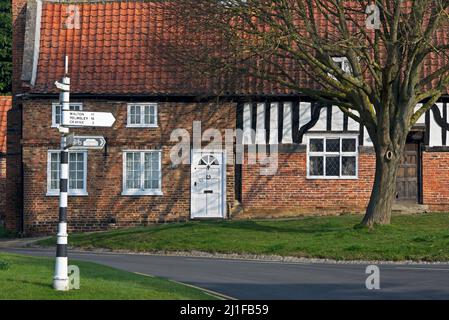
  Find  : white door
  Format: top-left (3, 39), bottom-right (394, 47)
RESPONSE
top-left (191, 150), bottom-right (226, 218)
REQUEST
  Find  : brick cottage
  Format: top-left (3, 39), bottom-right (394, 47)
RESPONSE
top-left (4, 0), bottom-right (449, 235)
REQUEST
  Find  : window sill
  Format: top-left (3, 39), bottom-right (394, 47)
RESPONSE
top-left (306, 176), bottom-right (358, 180)
top-left (46, 191), bottom-right (89, 197)
top-left (126, 124), bottom-right (158, 128)
top-left (121, 190), bottom-right (163, 196)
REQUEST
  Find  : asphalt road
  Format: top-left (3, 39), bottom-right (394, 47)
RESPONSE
top-left (2, 247), bottom-right (449, 299)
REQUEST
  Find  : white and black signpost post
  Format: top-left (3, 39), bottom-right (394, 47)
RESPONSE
top-left (53, 57), bottom-right (115, 291)
top-left (53, 57), bottom-right (71, 291)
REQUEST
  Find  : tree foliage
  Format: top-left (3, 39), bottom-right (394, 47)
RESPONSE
top-left (0, 0), bottom-right (11, 94)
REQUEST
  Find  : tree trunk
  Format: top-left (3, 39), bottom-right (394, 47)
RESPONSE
top-left (361, 150), bottom-right (401, 227)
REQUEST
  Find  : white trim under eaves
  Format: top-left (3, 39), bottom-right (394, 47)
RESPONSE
top-left (30, 0), bottom-right (43, 86)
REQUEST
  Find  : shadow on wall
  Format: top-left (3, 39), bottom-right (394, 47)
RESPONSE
top-left (4, 0), bottom-right (29, 233)
top-left (5, 99), bottom-right (22, 233)
top-left (21, 100), bottom-right (236, 235)
top-left (0, 156), bottom-right (5, 227)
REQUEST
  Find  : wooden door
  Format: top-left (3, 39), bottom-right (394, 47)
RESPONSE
top-left (396, 143), bottom-right (418, 202)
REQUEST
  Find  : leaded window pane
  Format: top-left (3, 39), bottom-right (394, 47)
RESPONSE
top-left (342, 156), bottom-right (356, 176)
top-left (309, 156), bottom-right (324, 176)
top-left (325, 156), bottom-right (340, 176)
top-left (309, 139), bottom-right (324, 152)
top-left (342, 138), bottom-right (356, 152)
top-left (326, 139), bottom-right (340, 152)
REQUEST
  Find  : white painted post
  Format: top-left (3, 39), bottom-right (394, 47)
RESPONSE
top-left (255, 102), bottom-right (266, 144)
top-left (282, 102), bottom-right (293, 144)
top-left (242, 103), bottom-right (253, 145)
top-left (269, 102), bottom-right (279, 144)
top-left (53, 58), bottom-right (70, 291)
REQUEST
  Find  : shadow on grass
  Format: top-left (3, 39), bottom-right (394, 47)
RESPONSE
top-left (3, 277), bottom-right (52, 289)
top-left (203, 220), bottom-right (355, 235)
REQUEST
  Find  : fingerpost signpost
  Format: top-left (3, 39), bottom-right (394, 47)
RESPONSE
top-left (53, 57), bottom-right (115, 291)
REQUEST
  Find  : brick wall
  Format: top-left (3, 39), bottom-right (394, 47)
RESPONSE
top-left (0, 97), bottom-right (11, 227)
top-left (422, 151), bottom-right (449, 211)
top-left (4, 102), bottom-right (22, 233)
top-left (1, 95), bottom-right (20, 233)
top-left (6, 0), bottom-right (28, 232)
top-left (22, 99), bottom-right (236, 235)
top-left (240, 149), bottom-right (376, 217)
top-left (0, 157), bottom-right (5, 226)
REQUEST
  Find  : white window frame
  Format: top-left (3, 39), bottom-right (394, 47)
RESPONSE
top-left (332, 57), bottom-right (352, 73)
top-left (46, 150), bottom-right (88, 196)
top-left (126, 103), bottom-right (158, 128)
top-left (328, 57), bottom-right (352, 80)
top-left (122, 150), bottom-right (163, 196)
top-left (51, 102), bottom-right (83, 127)
top-left (306, 134), bottom-right (359, 180)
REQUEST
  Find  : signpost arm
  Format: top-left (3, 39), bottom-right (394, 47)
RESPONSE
top-left (53, 60), bottom-right (70, 291)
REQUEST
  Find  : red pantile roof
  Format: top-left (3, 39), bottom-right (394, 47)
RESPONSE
top-left (0, 96), bottom-right (12, 154)
top-left (35, 1), bottom-right (206, 95)
top-left (31, 1), bottom-right (449, 95)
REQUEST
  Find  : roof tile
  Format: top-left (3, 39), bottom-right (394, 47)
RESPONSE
top-left (32, 1), bottom-right (448, 96)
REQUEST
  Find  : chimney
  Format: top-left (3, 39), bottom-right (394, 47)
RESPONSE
top-left (12, 0), bottom-right (30, 95)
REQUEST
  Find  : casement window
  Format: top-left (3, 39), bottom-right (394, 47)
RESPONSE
top-left (47, 150), bottom-right (88, 196)
top-left (127, 103), bottom-right (158, 127)
top-left (332, 56), bottom-right (352, 73)
top-left (122, 150), bottom-right (162, 195)
top-left (328, 57), bottom-right (352, 81)
top-left (52, 102), bottom-right (83, 127)
top-left (307, 135), bottom-right (358, 179)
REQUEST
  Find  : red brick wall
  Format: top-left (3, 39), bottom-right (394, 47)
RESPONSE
top-left (22, 99), bottom-right (236, 235)
top-left (422, 151), bottom-right (449, 211)
top-left (1, 95), bottom-right (20, 233)
top-left (6, 0), bottom-right (28, 232)
top-left (240, 149), bottom-right (376, 217)
top-left (0, 157), bottom-right (5, 225)
top-left (0, 97), bottom-right (11, 227)
top-left (4, 102), bottom-right (22, 233)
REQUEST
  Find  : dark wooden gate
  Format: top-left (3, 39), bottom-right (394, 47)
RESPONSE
top-left (396, 143), bottom-right (419, 202)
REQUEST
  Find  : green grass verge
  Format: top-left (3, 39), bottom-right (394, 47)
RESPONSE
top-left (38, 213), bottom-right (449, 261)
top-left (0, 253), bottom-right (216, 300)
